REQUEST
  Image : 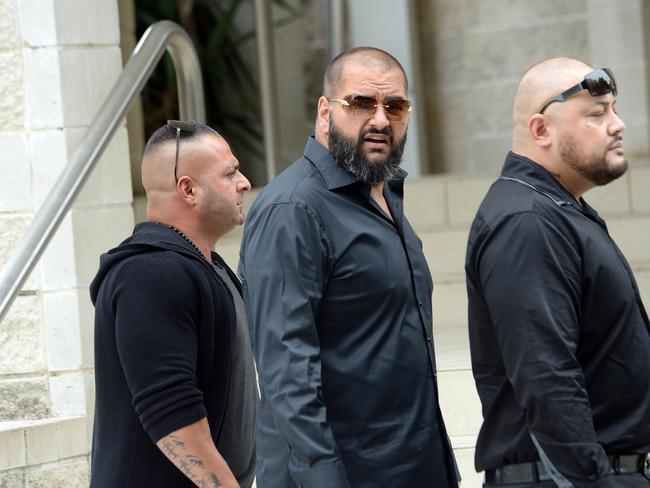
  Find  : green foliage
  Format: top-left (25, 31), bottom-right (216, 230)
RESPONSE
top-left (135, 0), bottom-right (304, 159)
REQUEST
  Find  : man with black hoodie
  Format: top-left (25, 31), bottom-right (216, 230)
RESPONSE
top-left (89, 121), bottom-right (257, 488)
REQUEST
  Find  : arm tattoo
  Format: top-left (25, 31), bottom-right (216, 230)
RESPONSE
top-left (179, 455), bottom-right (203, 479)
top-left (159, 435), bottom-right (183, 460)
top-left (158, 434), bottom-right (222, 487)
top-left (202, 474), bottom-right (221, 487)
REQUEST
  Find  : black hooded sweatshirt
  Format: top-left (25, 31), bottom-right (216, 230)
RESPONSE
top-left (89, 222), bottom-right (239, 487)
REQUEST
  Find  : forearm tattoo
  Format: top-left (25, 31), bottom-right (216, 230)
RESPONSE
top-left (159, 435), bottom-right (221, 487)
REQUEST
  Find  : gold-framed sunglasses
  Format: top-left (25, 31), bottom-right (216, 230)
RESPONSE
top-left (329, 95), bottom-right (412, 122)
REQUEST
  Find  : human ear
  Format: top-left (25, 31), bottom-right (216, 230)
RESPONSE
top-left (317, 96), bottom-right (330, 138)
top-left (177, 176), bottom-right (197, 205)
top-left (528, 114), bottom-right (552, 148)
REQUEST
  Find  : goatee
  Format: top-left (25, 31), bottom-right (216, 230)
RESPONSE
top-left (328, 120), bottom-right (407, 184)
top-left (559, 133), bottom-right (628, 186)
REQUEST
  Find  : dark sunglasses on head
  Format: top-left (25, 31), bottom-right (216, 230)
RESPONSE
top-left (167, 120), bottom-right (196, 182)
top-left (329, 95), bottom-right (412, 122)
top-left (539, 67), bottom-right (617, 114)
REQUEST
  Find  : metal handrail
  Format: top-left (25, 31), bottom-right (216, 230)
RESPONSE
top-left (0, 20), bottom-right (205, 324)
top-left (254, 0), bottom-right (280, 182)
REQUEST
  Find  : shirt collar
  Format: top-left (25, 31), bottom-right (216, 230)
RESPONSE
top-left (303, 135), bottom-right (408, 193)
top-left (502, 151), bottom-right (597, 215)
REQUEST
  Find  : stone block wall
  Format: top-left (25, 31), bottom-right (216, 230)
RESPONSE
top-left (416, 0), bottom-right (650, 174)
top-left (0, 0), bottom-right (135, 483)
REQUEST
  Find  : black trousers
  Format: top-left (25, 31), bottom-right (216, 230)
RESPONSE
top-left (484, 472), bottom-right (650, 488)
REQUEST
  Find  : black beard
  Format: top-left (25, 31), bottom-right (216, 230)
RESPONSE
top-left (559, 133), bottom-right (628, 186)
top-left (328, 119), bottom-right (407, 184)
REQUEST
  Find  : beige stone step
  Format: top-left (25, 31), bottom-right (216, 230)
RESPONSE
top-left (0, 416), bottom-right (89, 481)
top-left (435, 324), bottom-right (482, 438)
top-left (404, 162), bottom-right (650, 233)
top-left (451, 436), bottom-right (484, 488)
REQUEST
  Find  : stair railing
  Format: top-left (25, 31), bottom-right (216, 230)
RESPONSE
top-left (0, 20), bottom-right (205, 324)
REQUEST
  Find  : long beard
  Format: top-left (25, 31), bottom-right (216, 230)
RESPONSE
top-left (328, 119), bottom-right (407, 184)
top-left (559, 132), bottom-right (627, 186)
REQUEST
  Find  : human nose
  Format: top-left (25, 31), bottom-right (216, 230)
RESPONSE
top-left (368, 102), bottom-right (391, 129)
top-left (609, 110), bottom-right (625, 134)
top-left (238, 172), bottom-right (251, 192)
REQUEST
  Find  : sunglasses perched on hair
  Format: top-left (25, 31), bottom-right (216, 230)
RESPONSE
top-left (539, 68), bottom-right (617, 114)
top-left (329, 95), bottom-right (412, 122)
top-left (167, 120), bottom-right (196, 181)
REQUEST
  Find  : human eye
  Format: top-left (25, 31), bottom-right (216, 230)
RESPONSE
top-left (350, 96), bottom-right (376, 111)
top-left (386, 99), bottom-right (409, 115)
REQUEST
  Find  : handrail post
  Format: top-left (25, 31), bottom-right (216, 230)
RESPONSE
top-left (254, 0), bottom-right (281, 183)
top-left (0, 21), bottom-right (205, 325)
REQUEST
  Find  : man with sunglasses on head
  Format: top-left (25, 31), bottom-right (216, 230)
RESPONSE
top-left (239, 47), bottom-right (458, 487)
top-left (89, 121), bottom-right (257, 488)
top-left (466, 57), bottom-right (650, 487)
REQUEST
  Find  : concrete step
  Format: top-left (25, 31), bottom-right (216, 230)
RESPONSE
top-left (435, 324), bottom-right (482, 437)
top-left (0, 416), bottom-right (89, 476)
top-left (403, 163), bottom-right (650, 233)
top-left (451, 436), bottom-right (483, 488)
top-left (436, 324), bottom-right (483, 486)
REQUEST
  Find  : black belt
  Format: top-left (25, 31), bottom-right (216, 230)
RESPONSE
top-left (485, 454), bottom-right (650, 484)
top-left (485, 461), bottom-right (552, 484)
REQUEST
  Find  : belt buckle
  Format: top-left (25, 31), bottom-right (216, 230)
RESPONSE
top-left (644, 453), bottom-right (650, 480)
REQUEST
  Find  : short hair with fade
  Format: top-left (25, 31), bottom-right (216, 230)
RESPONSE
top-left (143, 120), bottom-right (221, 156)
top-left (322, 46), bottom-right (409, 98)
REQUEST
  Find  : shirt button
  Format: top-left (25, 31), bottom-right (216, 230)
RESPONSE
top-left (418, 300), bottom-right (423, 307)
top-left (426, 336), bottom-right (432, 342)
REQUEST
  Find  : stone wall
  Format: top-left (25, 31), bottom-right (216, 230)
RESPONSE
top-left (416, 0), bottom-right (650, 174)
top-left (0, 0), bottom-right (134, 484)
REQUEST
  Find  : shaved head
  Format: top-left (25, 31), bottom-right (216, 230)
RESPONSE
top-left (141, 122), bottom-right (231, 225)
top-left (141, 122), bottom-right (221, 201)
top-left (509, 57), bottom-right (626, 198)
top-left (513, 57), bottom-right (592, 148)
top-left (323, 46), bottom-right (408, 98)
top-left (142, 134), bottom-right (223, 206)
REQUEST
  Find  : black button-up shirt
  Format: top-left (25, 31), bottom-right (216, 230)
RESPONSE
top-left (239, 137), bottom-right (457, 488)
top-left (466, 151), bottom-right (650, 487)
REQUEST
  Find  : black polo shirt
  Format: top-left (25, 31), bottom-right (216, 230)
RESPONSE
top-left (466, 151), bottom-right (650, 486)
top-left (239, 137), bottom-right (457, 488)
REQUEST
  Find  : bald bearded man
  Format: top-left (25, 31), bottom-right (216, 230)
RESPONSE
top-left (89, 121), bottom-right (257, 488)
top-left (466, 58), bottom-right (650, 487)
